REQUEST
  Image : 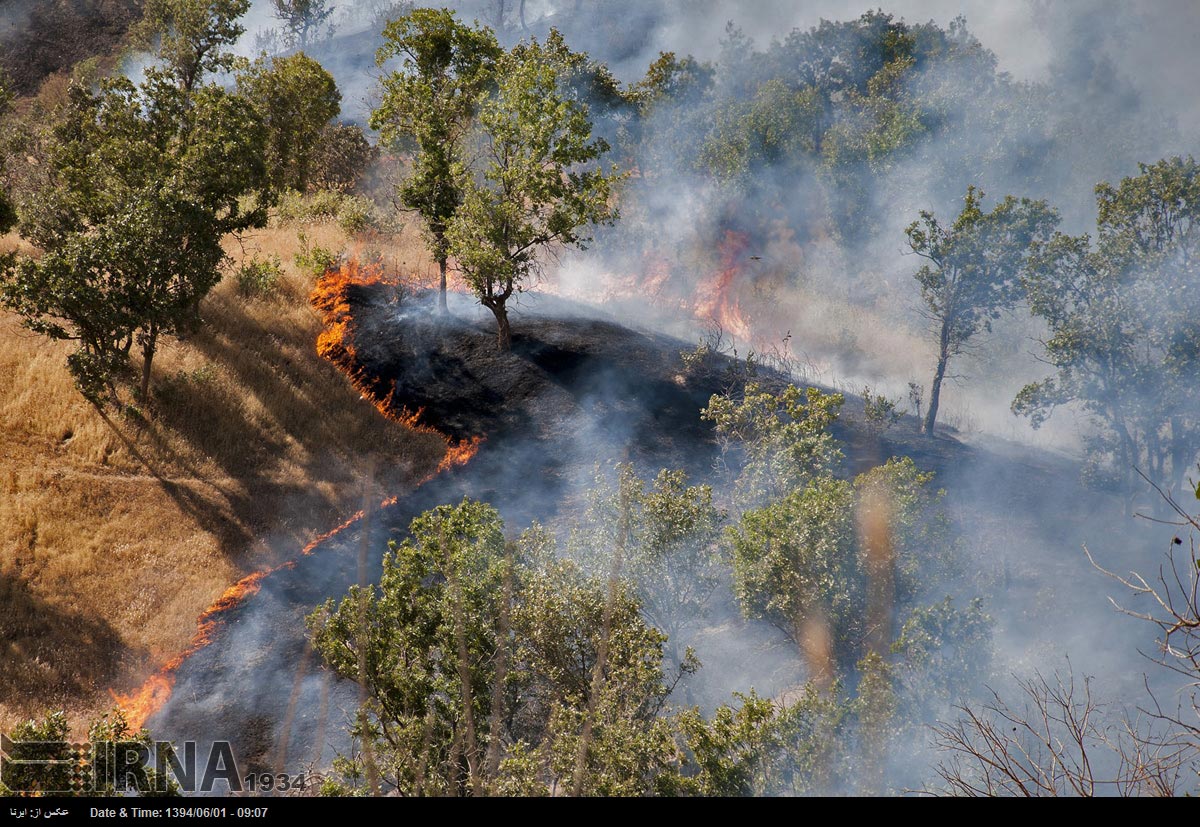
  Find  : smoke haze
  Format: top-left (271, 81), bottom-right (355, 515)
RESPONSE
top-left (103, 0), bottom-right (1200, 793)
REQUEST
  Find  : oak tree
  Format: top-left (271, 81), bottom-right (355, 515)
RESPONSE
top-left (271, 0), bottom-right (334, 50)
top-left (1016, 157), bottom-right (1200, 503)
top-left (371, 8), bottom-right (500, 313)
top-left (906, 186), bottom-right (1057, 436)
top-left (0, 2), bottom-right (267, 404)
top-left (134, 0), bottom-right (250, 94)
top-left (237, 52), bottom-right (341, 194)
top-left (447, 32), bottom-right (622, 349)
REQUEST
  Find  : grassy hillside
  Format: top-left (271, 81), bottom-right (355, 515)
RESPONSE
top-left (0, 220), bottom-right (447, 733)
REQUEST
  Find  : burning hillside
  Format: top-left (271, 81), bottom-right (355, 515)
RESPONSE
top-left (119, 262), bottom-right (1120, 794)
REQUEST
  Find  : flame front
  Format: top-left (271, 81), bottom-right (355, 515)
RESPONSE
top-left (310, 260), bottom-right (486, 472)
top-left (111, 568), bottom-right (286, 730)
top-left (111, 259), bottom-right (484, 730)
top-left (546, 231), bottom-right (758, 344)
top-left (693, 231), bottom-right (753, 340)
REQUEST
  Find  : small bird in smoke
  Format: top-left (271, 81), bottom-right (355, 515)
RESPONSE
top-left (749, 255), bottom-right (762, 261)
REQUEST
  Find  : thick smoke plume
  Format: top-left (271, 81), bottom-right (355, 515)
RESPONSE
top-left (126, 1), bottom-right (1200, 794)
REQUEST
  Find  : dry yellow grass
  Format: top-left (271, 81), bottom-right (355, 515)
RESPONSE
top-left (0, 220), bottom-right (446, 734)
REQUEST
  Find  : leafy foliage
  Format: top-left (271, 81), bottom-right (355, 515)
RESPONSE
top-left (891, 596), bottom-right (992, 713)
top-left (310, 122), bottom-right (377, 194)
top-left (708, 379), bottom-right (962, 673)
top-left (308, 500), bottom-right (683, 796)
top-left (234, 254), bottom-right (284, 298)
top-left (271, 0), bottom-right (335, 49)
top-left (906, 186), bottom-right (1058, 435)
top-left (237, 52), bottom-right (341, 194)
top-left (703, 381), bottom-right (844, 508)
top-left (1016, 157), bottom-right (1200, 503)
top-left (0, 67), bottom-right (268, 403)
top-left (134, 0), bottom-right (250, 93)
top-left (0, 710), bottom-right (177, 797)
top-left (862, 385), bottom-right (902, 435)
top-left (446, 30), bottom-right (623, 348)
top-left (371, 8), bottom-right (500, 311)
top-left (571, 464), bottom-right (725, 661)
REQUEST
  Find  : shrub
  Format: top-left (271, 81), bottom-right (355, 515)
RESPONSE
top-left (235, 254), bottom-right (284, 297)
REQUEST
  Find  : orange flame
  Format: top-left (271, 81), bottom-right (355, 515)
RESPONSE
top-left (110, 567), bottom-right (291, 730)
top-left (309, 260), bottom-right (486, 471)
top-left (693, 231), bottom-right (752, 340)
top-left (543, 232), bottom-right (757, 342)
top-left (110, 259), bottom-right (485, 731)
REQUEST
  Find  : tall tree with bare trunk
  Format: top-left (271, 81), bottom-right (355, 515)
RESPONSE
top-left (448, 31), bottom-right (622, 350)
top-left (371, 8), bottom-right (500, 314)
top-left (906, 186), bottom-right (1056, 436)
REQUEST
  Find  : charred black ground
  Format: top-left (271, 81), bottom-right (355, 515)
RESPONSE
top-left (152, 285), bottom-right (1137, 790)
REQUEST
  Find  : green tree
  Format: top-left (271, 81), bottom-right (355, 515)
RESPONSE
top-left (446, 32), bottom-right (622, 349)
top-left (1016, 157), bottom-right (1200, 504)
top-left (0, 70), bottom-right (267, 403)
top-left (308, 500), bottom-right (683, 796)
top-left (271, 0), bottom-right (334, 49)
top-left (237, 52), bottom-right (341, 194)
top-left (134, 0), bottom-right (250, 93)
top-left (0, 709), bottom-right (177, 796)
top-left (713, 381), bottom-right (956, 671)
top-left (906, 186), bottom-right (1058, 436)
top-left (728, 474), bottom-right (861, 666)
top-left (572, 464), bottom-right (724, 666)
top-left (702, 381), bottom-right (845, 508)
top-left (310, 122), bottom-right (377, 193)
top-left (371, 8), bottom-right (500, 314)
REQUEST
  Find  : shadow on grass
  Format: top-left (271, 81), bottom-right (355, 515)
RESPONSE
top-left (0, 569), bottom-right (133, 710)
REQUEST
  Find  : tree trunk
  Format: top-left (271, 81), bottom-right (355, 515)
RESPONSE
top-left (438, 258), bottom-right (449, 314)
top-left (139, 329), bottom-right (157, 403)
top-left (489, 300), bottom-right (511, 351)
top-left (1169, 415), bottom-right (1188, 498)
top-left (922, 328), bottom-right (950, 437)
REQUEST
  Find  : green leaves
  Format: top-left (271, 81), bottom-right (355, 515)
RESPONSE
top-left (0, 15), bottom-right (269, 404)
top-left (237, 53), bottom-right (340, 195)
top-left (708, 380), bottom-right (959, 673)
top-left (906, 186), bottom-right (1058, 434)
top-left (1016, 157), bottom-right (1200, 500)
top-left (729, 475), bottom-right (860, 656)
top-left (443, 31), bottom-right (622, 347)
top-left (309, 499), bottom-right (680, 796)
top-left (571, 464), bottom-right (725, 654)
top-left (703, 381), bottom-right (845, 507)
top-left (134, 0), bottom-right (250, 93)
top-left (908, 186), bottom-right (1058, 351)
top-left (371, 8), bottom-right (500, 278)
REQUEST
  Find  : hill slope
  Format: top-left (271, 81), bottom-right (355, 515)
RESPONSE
top-left (0, 224), bottom-right (446, 733)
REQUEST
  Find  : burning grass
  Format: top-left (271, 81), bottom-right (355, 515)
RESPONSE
top-left (0, 223), bottom-right (448, 735)
top-left (104, 251), bottom-right (486, 731)
top-left (309, 260), bottom-right (485, 475)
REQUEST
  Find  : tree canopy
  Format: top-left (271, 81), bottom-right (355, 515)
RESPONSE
top-left (1015, 157), bottom-right (1200, 503)
top-left (906, 186), bottom-right (1058, 435)
top-left (271, 0), bottom-right (334, 49)
top-left (0, 0), bottom-right (267, 404)
top-left (134, 0), bottom-right (250, 93)
top-left (307, 499), bottom-right (684, 796)
top-left (446, 31), bottom-right (623, 350)
top-left (237, 52), bottom-right (341, 195)
top-left (371, 8), bottom-right (501, 313)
